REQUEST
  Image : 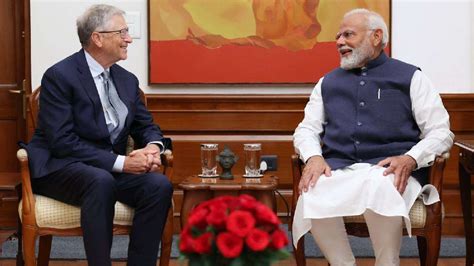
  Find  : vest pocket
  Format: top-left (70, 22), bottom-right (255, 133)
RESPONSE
top-left (374, 88), bottom-right (411, 126)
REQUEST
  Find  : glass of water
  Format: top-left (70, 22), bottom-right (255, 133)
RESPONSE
top-left (244, 143), bottom-right (261, 177)
top-left (200, 144), bottom-right (218, 177)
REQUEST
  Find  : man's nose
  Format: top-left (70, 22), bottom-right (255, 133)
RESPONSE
top-left (336, 36), bottom-right (345, 47)
top-left (124, 34), bottom-right (133, 43)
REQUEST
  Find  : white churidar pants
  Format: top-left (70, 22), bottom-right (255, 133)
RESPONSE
top-left (310, 209), bottom-right (402, 265)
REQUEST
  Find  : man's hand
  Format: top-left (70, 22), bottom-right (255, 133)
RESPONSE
top-left (123, 152), bottom-right (152, 174)
top-left (377, 155), bottom-right (417, 194)
top-left (298, 155), bottom-right (331, 195)
top-left (126, 144), bottom-right (162, 173)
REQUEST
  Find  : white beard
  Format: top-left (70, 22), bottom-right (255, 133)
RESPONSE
top-left (339, 39), bottom-right (373, 70)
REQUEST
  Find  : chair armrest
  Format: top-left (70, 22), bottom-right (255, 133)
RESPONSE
top-left (290, 154), bottom-right (303, 229)
top-left (428, 152), bottom-right (450, 196)
top-left (160, 150), bottom-right (174, 179)
top-left (16, 149), bottom-right (37, 223)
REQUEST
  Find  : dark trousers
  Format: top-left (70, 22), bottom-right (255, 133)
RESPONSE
top-left (31, 162), bottom-right (173, 266)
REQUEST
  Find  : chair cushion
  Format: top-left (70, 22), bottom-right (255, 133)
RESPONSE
top-left (19, 195), bottom-right (134, 229)
top-left (343, 199), bottom-right (427, 228)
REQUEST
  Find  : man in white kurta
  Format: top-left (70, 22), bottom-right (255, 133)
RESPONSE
top-left (292, 9), bottom-right (454, 266)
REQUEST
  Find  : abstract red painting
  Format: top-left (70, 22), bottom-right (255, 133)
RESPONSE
top-left (148, 0), bottom-right (390, 84)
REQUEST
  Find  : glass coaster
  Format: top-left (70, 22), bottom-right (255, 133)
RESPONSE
top-left (198, 174), bottom-right (219, 178)
top-left (242, 174), bottom-right (264, 178)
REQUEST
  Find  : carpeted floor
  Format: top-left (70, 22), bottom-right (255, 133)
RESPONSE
top-left (1, 232), bottom-right (466, 259)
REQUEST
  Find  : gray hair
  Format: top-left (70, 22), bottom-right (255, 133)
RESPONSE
top-left (76, 4), bottom-right (125, 47)
top-left (344, 8), bottom-right (389, 48)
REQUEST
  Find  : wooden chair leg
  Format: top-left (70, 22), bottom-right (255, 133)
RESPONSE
top-left (22, 226), bottom-right (37, 266)
top-left (416, 236), bottom-right (427, 266)
top-left (159, 206), bottom-right (173, 266)
top-left (425, 229), bottom-right (441, 266)
top-left (293, 236), bottom-right (306, 266)
top-left (37, 235), bottom-right (52, 266)
top-left (16, 223), bottom-right (24, 266)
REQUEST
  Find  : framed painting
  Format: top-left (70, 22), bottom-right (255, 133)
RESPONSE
top-left (148, 0), bottom-right (391, 84)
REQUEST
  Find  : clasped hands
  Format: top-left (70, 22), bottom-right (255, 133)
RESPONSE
top-left (123, 144), bottom-right (162, 174)
top-left (298, 155), bottom-right (417, 195)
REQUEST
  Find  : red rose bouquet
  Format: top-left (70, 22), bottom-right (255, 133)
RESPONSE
top-left (179, 194), bottom-right (290, 266)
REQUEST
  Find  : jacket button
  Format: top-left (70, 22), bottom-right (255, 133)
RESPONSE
top-left (359, 101), bottom-right (365, 107)
top-left (360, 80), bottom-right (366, 86)
top-left (357, 122), bottom-right (362, 126)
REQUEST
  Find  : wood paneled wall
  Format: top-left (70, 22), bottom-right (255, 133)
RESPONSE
top-left (146, 93), bottom-right (474, 236)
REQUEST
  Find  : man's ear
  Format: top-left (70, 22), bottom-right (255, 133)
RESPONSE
top-left (372, 28), bottom-right (383, 47)
top-left (90, 32), bottom-right (103, 48)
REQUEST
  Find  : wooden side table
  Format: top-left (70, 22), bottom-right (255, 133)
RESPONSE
top-left (178, 175), bottom-right (278, 228)
top-left (456, 140), bottom-right (474, 266)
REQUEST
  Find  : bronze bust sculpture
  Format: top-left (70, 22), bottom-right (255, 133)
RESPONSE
top-left (217, 145), bottom-right (238, 180)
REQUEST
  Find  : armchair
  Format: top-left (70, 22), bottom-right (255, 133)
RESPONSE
top-left (17, 87), bottom-right (174, 266)
top-left (290, 153), bottom-right (448, 266)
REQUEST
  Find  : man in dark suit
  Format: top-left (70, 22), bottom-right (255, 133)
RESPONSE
top-left (26, 4), bottom-right (172, 266)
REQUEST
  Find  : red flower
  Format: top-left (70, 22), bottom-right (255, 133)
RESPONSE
top-left (255, 203), bottom-right (279, 226)
top-left (216, 232), bottom-right (244, 258)
top-left (206, 209), bottom-right (227, 229)
top-left (218, 195), bottom-right (241, 210)
top-left (193, 200), bottom-right (213, 211)
top-left (194, 232), bottom-right (213, 254)
top-left (188, 206), bottom-right (209, 229)
top-left (239, 194), bottom-right (258, 210)
top-left (226, 210), bottom-right (255, 237)
top-left (209, 199), bottom-right (228, 212)
top-left (246, 228), bottom-right (270, 251)
top-left (270, 229), bottom-right (289, 249)
top-left (178, 226), bottom-right (195, 253)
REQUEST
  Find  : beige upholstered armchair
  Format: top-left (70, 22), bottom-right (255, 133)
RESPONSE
top-left (16, 87), bottom-right (174, 266)
top-left (290, 153), bottom-right (449, 266)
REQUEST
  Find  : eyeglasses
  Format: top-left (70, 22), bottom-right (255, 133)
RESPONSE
top-left (335, 29), bottom-right (375, 41)
top-left (97, 28), bottom-right (130, 39)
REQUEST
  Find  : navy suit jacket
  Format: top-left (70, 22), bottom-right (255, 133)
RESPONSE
top-left (26, 49), bottom-right (163, 179)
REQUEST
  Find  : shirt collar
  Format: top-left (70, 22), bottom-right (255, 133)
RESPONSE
top-left (84, 50), bottom-right (109, 78)
top-left (365, 51), bottom-right (388, 69)
top-left (348, 51), bottom-right (388, 74)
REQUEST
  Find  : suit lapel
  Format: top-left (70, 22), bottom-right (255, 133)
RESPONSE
top-left (75, 49), bottom-right (111, 140)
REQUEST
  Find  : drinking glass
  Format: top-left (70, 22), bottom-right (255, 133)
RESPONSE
top-left (244, 143), bottom-right (261, 177)
top-left (200, 144), bottom-right (218, 177)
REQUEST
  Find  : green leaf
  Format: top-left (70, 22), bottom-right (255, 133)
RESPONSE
top-left (188, 256), bottom-right (215, 266)
top-left (229, 257), bottom-right (245, 266)
top-left (272, 249), bottom-right (291, 260)
top-left (188, 258), bottom-right (201, 266)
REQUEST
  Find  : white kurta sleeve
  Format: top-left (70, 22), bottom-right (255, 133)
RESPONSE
top-left (405, 70), bottom-right (454, 168)
top-left (293, 77), bottom-right (325, 163)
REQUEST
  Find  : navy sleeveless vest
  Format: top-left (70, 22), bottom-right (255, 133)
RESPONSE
top-left (321, 52), bottom-right (423, 177)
